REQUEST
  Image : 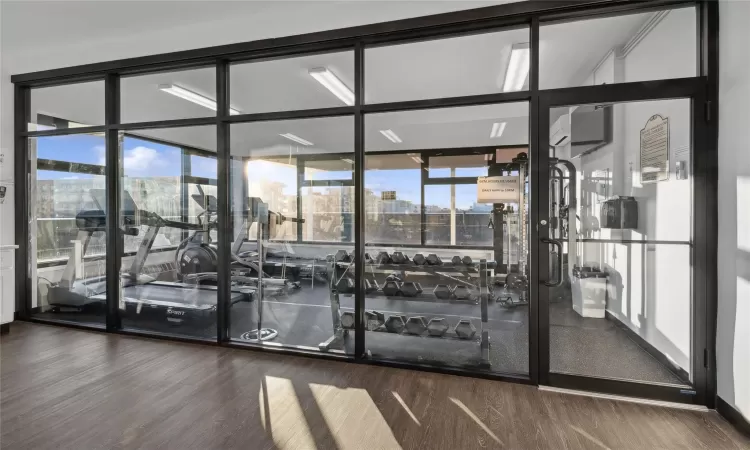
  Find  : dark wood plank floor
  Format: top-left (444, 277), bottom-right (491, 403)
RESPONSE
top-left (1, 322), bottom-right (748, 450)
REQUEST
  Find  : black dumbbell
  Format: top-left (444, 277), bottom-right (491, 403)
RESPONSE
top-left (427, 318), bottom-right (449, 336)
top-left (376, 251), bottom-right (391, 265)
top-left (462, 256), bottom-right (473, 266)
top-left (413, 254), bottom-right (427, 265)
top-left (405, 316), bottom-right (427, 335)
top-left (365, 311), bottom-right (385, 330)
top-left (400, 282), bottom-right (421, 297)
top-left (385, 315), bottom-right (406, 333)
top-left (433, 284), bottom-right (454, 299)
top-left (382, 280), bottom-right (401, 296)
top-left (364, 252), bottom-right (373, 263)
top-left (335, 249), bottom-right (351, 262)
top-left (451, 256), bottom-right (462, 265)
top-left (336, 277), bottom-right (355, 294)
top-left (454, 319), bottom-right (476, 339)
top-left (391, 252), bottom-right (411, 265)
top-left (340, 311), bottom-right (355, 329)
top-left (453, 285), bottom-right (473, 300)
top-left (426, 254), bottom-right (443, 265)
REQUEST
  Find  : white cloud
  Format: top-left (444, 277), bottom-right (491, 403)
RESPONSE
top-left (122, 146), bottom-right (170, 174)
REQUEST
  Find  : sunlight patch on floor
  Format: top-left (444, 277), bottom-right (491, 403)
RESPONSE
top-left (310, 382), bottom-right (402, 449)
top-left (258, 376), bottom-right (316, 449)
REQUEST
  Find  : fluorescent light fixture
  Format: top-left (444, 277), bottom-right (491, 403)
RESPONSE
top-left (379, 129), bottom-right (402, 143)
top-left (410, 156), bottom-right (424, 164)
top-left (308, 67), bottom-right (355, 106)
top-left (341, 158), bottom-right (354, 164)
top-left (484, 153), bottom-right (494, 161)
top-left (502, 43), bottom-right (530, 92)
top-left (280, 133), bottom-right (314, 146)
top-left (490, 122), bottom-right (507, 139)
top-left (158, 84), bottom-right (241, 115)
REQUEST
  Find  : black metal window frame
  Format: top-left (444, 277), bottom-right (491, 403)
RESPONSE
top-left (11, 0), bottom-right (719, 406)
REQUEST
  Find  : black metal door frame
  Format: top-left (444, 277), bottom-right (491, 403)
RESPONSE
top-left (534, 77), bottom-right (711, 405)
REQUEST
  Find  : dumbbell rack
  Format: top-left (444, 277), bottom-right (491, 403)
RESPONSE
top-left (318, 256), bottom-right (491, 368)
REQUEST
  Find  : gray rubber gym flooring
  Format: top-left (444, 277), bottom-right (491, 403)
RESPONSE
top-left (33, 281), bottom-right (687, 386)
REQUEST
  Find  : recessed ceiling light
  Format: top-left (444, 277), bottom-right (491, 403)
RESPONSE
top-left (410, 156), bottom-right (424, 164)
top-left (280, 133), bottom-right (314, 146)
top-left (341, 158), bottom-right (354, 164)
top-left (309, 67), bottom-right (355, 106)
top-left (159, 84), bottom-right (241, 115)
top-left (379, 129), bottom-right (402, 143)
top-left (502, 43), bottom-right (530, 92)
top-left (490, 122), bottom-right (507, 139)
top-left (484, 153), bottom-right (494, 161)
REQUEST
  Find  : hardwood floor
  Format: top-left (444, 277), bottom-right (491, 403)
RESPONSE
top-left (1, 322), bottom-right (748, 450)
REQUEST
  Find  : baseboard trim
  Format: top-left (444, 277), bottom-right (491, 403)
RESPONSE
top-left (717, 396), bottom-right (750, 439)
top-left (540, 385), bottom-right (708, 411)
top-left (605, 310), bottom-right (691, 384)
top-left (0, 323), bottom-right (10, 335)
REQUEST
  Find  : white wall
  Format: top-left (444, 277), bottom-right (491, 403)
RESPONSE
top-left (717, 0), bottom-right (750, 423)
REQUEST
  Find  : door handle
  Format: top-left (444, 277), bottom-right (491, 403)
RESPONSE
top-left (541, 237), bottom-right (563, 287)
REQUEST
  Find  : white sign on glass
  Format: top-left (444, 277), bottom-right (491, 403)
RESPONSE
top-left (640, 114), bottom-right (670, 184)
top-left (476, 176), bottom-right (520, 203)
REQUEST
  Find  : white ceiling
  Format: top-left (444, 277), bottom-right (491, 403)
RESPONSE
top-left (24, 6), bottom-right (669, 158)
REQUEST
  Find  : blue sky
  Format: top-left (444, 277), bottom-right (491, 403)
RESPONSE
top-left (36, 134), bottom-right (215, 180)
top-left (36, 134), bottom-right (482, 209)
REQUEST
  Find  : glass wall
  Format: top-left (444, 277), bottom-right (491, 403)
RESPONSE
top-left (229, 116), bottom-right (355, 353)
top-left (31, 133), bottom-right (108, 326)
top-left (363, 103), bottom-right (530, 375)
top-left (116, 128), bottom-right (220, 338)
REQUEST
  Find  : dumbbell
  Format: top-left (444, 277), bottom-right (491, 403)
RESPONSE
top-left (427, 318), bottom-right (449, 337)
top-left (412, 254), bottom-right (427, 265)
top-left (382, 280), bottom-right (401, 297)
top-left (335, 249), bottom-right (351, 262)
top-left (433, 284), bottom-right (454, 299)
top-left (405, 316), bottom-right (427, 335)
top-left (335, 277), bottom-right (355, 294)
top-left (452, 285), bottom-right (474, 300)
top-left (365, 311), bottom-right (385, 331)
top-left (426, 254), bottom-right (443, 265)
top-left (375, 251), bottom-right (391, 265)
top-left (385, 315), bottom-right (406, 333)
top-left (390, 252), bottom-right (411, 265)
top-left (451, 256), bottom-right (463, 265)
top-left (364, 252), bottom-right (374, 263)
top-left (340, 311), bottom-right (355, 329)
top-left (400, 282), bottom-right (421, 297)
top-left (462, 256), bottom-right (473, 266)
top-left (454, 319), bottom-right (476, 339)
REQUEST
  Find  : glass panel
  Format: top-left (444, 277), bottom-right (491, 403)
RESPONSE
top-left (190, 154), bottom-right (218, 179)
top-left (364, 103), bottom-right (530, 376)
top-left (30, 133), bottom-right (107, 326)
top-left (540, 7), bottom-right (696, 89)
top-left (428, 154), bottom-right (489, 178)
top-left (424, 185), bottom-right (493, 247)
top-left (365, 153), bottom-right (422, 245)
top-left (229, 116), bottom-right (355, 354)
top-left (29, 81), bottom-right (105, 131)
top-left (366, 26), bottom-right (529, 103)
top-left (117, 127), bottom-right (220, 339)
top-left (547, 99), bottom-right (692, 385)
top-left (231, 51), bottom-right (354, 114)
top-left (121, 66), bottom-right (217, 123)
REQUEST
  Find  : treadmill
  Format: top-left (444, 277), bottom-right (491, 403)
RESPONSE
top-left (48, 189), bottom-right (252, 327)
